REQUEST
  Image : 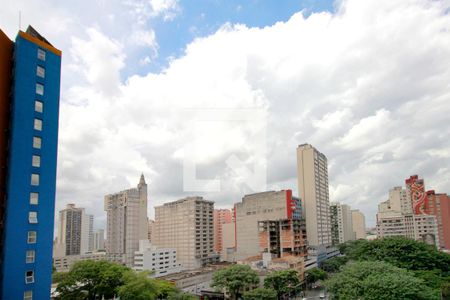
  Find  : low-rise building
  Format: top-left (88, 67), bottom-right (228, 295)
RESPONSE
top-left (53, 252), bottom-right (106, 272)
top-left (133, 240), bottom-right (182, 277)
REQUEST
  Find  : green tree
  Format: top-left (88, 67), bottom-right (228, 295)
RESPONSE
top-left (305, 268), bottom-right (327, 286)
top-left (52, 271), bottom-right (68, 284)
top-left (211, 264), bottom-right (259, 300)
top-left (324, 261), bottom-right (439, 300)
top-left (55, 260), bottom-right (130, 299)
top-left (263, 269), bottom-right (299, 300)
top-left (117, 271), bottom-right (159, 300)
top-left (167, 292), bottom-right (198, 300)
top-left (242, 288), bottom-right (277, 300)
top-left (321, 256), bottom-right (348, 273)
top-left (339, 237), bottom-right (450, 274)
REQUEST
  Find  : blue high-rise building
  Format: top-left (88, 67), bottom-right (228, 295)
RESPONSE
top-left (0, 26), bottom-right (61, 299)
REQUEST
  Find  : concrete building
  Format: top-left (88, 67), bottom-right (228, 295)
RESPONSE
top-left (376, 177), bottom-right (440, 247)
top-left (351, 210), bottom-right (366, 240)
top-left (56, 204), bottom-right (94, 256)
top-left (330, 202), bottom-right (354, 245)
top-left (133, 240), bottom-right (182, 277)
top-left (424, 191), bottom-right (450, 250)
top-left (213, 209), bottom-right (233, 254)
top-left (221, 222), bottom-right (236, 262)
top-left (296, 144), bottom-right (331, 260)
top-left (104, 175), bottom-right (148, 267)
top-left (235, 190), bottom-right (304, 260)
top-left (0, 26), bottom-right (61, 299)
top-left (153, 197), bottom-right (219, 270)
top-left (53, 252), bottom-right (107, 272)
top-left (94, 229), bottom-right (105, 252)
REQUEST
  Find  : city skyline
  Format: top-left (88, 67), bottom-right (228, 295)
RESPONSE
top-left (1, 0), bottom-right (450, 230)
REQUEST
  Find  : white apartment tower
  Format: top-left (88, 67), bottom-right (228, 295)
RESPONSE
top-left (296, 144), bottom-right (331, 257)
top-left (153, 197), bottom-right (219, 270)
top-left (56, 204), bottom-right (94, 256)
top-left (104, 175), bottom-right (148, 267)
top-left (330, 202), bottom-right (354, 245)
top-left (94, 229), bottom-right (105, 251)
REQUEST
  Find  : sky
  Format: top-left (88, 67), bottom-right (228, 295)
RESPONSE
top-left (1, 0), bottom-right (450, 229)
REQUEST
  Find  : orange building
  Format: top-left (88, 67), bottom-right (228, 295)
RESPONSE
top-left (213, 209), bottom-right (233, 253)
top-left (425, 191), bottom-right (450, 250)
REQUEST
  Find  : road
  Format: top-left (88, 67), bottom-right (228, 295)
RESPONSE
top-left (293, 287), bottom-right (328, 300)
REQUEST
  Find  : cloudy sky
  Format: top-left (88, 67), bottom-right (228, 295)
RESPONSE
top-left (1, 0), bottom-right (450, 228)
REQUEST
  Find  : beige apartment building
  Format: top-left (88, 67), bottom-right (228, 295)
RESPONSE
top-left (153, 197), bottom-right (219, 270)
top-left (351, 210), bottom-right (366, 240)
top-left (54, 204), bottom-right (93, 257)
top-left (296, 144), bottom-right (332, 257)
top-left (330, 202), bottom-right (354, 245)
top-left (104, 175), bottom-right (148, 267)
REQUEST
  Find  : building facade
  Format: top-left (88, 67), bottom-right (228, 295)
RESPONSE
top-left (153, 197), bottom-right (219, 270)
top-left (235, 190), bottom-right (304, 260)
top-left (94, 229), bottom-right (105, 252)
top-left (55, 204), bottom-right (93, 256)
top-left (53, 252), bottom-right (106, 272)
top-left (351, 210), bottom-right (366, 240)
top-left (296, 144), bottom-right (331, 259)
top-left (104, 175), bottom-right (148, 267)
top-left (213, 209), bottom-right (232, 253)
top-left (0, 26), bottom-right (61, 300)
top-left (424, 191), bottom-right (450, 250)
top-left (330, 202), bottom-right (354, 245)
top-left (133, 240), bottom-right (182, 277)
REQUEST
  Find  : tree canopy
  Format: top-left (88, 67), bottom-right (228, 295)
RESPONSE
top-left (324, 261), bottom-right (439, 300)
top-left (305, 267), bottom-right (327, 285)
top-left (211, 264), bottom-right (259, 300)
top-left (263, 269), bottom-right (299, 299)
top-left (242, 288), bottom-right (277, 300)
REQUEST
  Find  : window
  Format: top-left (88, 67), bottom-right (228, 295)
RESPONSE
top-left (30, 193), bottom-right (39, 205)
top-left (35, 100), bottom-right (43, 113)
top-left (37, 48), bottom-right (46, 61)
top-left (31, 174), bottom-right (39, 186)
top-left (36, 66), bottom-right (45, 78)
top-left (32, 155), bottom-right (40, 168)
top-left (29, 212), bottom-right (38, 224)
top-left (34, 119), bottom-right (42, 131)
top-left (24, 291), bottom-right (33, 300)
top-left (36, 83), bottom-right (44, 96)
top-left (33, 137), bottom-right (41, 149)
top-left (25, 270), bottom-right (34, 284)
top-left (27, 231), bottom-right (37, 244)
top-left (26, 250), bottom-right (35, 263)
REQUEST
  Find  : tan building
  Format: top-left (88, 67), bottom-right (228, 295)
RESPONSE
top-left (221, 222), bottom-right (236, 261)
top-left (104, 175), bottom-right (148, 267)
top-left (296, 144), bottom-right (332, 257)
top-left (55, 204), bottom-right (93, 256)
top-left (235, 190), bottom-right (302, 260)
top-left (330, 202), bottom-right (354, 245)
top-left (153, 196), bottom-right (219, 270)
top-left (148, 218), bottom-right (154, 242)
top-left (351, 210), bottom-right (366, 240)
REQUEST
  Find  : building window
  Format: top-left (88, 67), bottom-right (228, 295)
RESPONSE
top-left (27, 231), bottom-right (37, 244)
top-left (29, 212), bottom-right (38, 224)
top-left (32, 155), bottom-right (40, 168)
top-left (24, 291), bottom-right (33, 300)
top-left (26, 250), bottom-right (35, 263)
top-left (36, 83), bottom-right (44, 96)
top-left (33, 137), bottom-right (41, 149)
top-left (37, 48), bottom-right (46, 61)
top-left (25, 270), bottom-right (34, 284)
top-left (36, 66), bottom-right (45, 78)
top-left (35, 100), bottom-right (43, 113)
top-left (30, 193), bottom-right (39, 205)
top-left (34, 119), bottom-right (42, 131)
top-left (31, 174), bottom-right (39, 186)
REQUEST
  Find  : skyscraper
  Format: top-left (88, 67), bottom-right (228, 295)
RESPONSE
top-left (0, 26), bottom-right (61, 299)
top-left (94, 229), bottom-right (105, 251)
top-left (213, 209), bottom-right (232, 254)
top-left (330, 202), bottom-right (354, 245)
top-left (55, 204), bottom-right (93, 256)
top-left (153, 196), bottom-right (219, 270)
top-left (351, 210), bottom-right (366, 240)
top-left (296, 144), bottom-right (331, 260)
top-left (104, 175), bottom-right (148, 266)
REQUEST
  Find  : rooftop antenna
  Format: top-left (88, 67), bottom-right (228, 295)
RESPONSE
top-left (19, 11), bottom-right (22, 31)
